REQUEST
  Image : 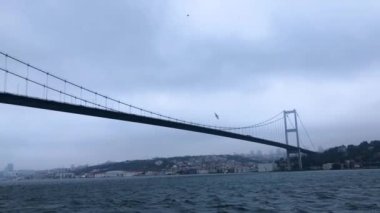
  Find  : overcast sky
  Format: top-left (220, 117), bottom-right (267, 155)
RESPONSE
top-left (1, 0), bottom-right (380, 170)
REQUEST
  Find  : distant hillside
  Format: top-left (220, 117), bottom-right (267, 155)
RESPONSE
top-left (73, 154), bottom-right (261, 175)
top-left (300, 140), bottom-right (380, 169)
top-left (71, 141), bottom-right (380, 174)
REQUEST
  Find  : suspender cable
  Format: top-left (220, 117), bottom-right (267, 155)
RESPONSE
top-left (25, 64), bottom-right (29, 96)
top-left (3, 54), bottom-right (7, 92)
top-left (296, 113), bottom-right (316, 151)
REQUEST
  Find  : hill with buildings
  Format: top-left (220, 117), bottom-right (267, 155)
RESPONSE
top-left (73, 154), bottom-right (272, 177)
top-left (277, 140), bottom-right (380, 170)
top-left (3, 141), bottom-right (379, 181)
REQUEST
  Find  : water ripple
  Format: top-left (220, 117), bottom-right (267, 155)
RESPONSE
top-left (1, 169), bottom-right (380, 212)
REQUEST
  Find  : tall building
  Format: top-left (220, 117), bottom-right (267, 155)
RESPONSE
top-left (4, 163), bottom-right (14, 172)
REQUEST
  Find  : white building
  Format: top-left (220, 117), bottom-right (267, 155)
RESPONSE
top-left (95, 171), bottom-right (140, 178)
top-left (322, 163), bottom-right (333, 170)
top-left (197, 169), bottom-right (209, 174)
top-left (257, 163), bottom-right (277, 172)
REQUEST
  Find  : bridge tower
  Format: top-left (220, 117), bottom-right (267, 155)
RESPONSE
top-left (283, 110), bottom-right (302, 170)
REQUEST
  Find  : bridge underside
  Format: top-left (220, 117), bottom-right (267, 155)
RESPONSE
top-left (0, 92), bottom-right (315, 154)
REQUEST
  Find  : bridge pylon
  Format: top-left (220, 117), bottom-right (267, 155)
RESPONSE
top-left (283, 110), bottom-right (302, 170)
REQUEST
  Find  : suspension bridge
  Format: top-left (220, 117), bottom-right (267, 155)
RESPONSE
top-left (0, 51), bottom-right (316, 169)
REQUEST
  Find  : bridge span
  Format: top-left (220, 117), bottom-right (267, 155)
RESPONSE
top-left (0, 92), bottom-right (315, 154)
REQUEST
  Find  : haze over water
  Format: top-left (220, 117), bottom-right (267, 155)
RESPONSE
top-left (1, 169), bottom-right (379, 212)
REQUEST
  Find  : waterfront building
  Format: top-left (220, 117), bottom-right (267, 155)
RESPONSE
top-left (322, 163), bottom-right (333, 170)
top-left (257, 163), bottom-right (277, 172)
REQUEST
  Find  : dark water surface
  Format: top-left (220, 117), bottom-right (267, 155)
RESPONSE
top-left (1, 169), bottom-right (380, 212)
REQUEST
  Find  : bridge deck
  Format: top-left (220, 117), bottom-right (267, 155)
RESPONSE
top-left (0, 92), bottom-right (315, 154)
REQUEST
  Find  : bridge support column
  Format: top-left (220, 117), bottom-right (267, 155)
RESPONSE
top-left (284, 110), bottom-right (302, 170)
top-left (285, 149), bottom-right (290, 171)
top-left (294, 111), bottom-right (302, 170)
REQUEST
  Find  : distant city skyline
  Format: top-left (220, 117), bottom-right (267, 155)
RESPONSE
top-left (0, 0), bottom-right (380, 169)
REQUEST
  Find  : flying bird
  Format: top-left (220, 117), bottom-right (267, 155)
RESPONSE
top-left (214, 113), bottom-right (219, 120)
